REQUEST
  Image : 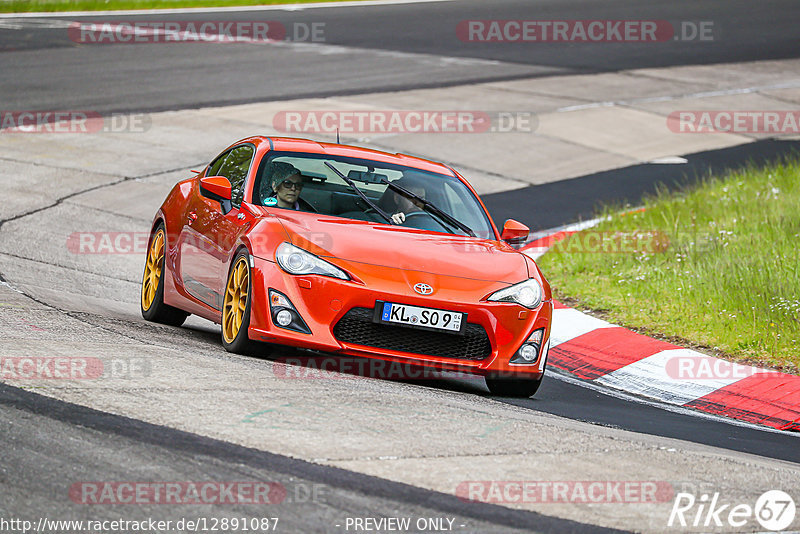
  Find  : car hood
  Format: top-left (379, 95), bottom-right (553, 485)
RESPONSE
top-left (271, 211), bottom-right (528, 283)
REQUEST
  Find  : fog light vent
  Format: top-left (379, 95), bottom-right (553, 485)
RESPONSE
top-left (268, 289), bottom-right (311, 334)
top-left (510, 328), bottom-right (544, 365)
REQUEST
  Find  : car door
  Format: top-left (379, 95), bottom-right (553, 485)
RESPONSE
top-left (178, 144), bottom-right (255, 311)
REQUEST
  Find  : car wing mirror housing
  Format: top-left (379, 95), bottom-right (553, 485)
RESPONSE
top-left (200, 175), bottom-right (233, 214)
top-left (501, 219), bottom-right (529, 245)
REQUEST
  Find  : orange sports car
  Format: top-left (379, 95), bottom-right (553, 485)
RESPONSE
top-left (141, 137), bottom-right (552, 397)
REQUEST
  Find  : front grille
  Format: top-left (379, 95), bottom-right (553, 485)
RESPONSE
top-left (333, 307), bottom-right (491, 361)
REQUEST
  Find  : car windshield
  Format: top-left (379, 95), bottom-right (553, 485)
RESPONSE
top-left (253, 151), bottom-right (495, 239)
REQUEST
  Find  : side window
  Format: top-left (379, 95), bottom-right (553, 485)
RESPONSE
top-left (207, 152), bottom-right (228, 177)
top-left (215, 145), bottom-right (255, 206)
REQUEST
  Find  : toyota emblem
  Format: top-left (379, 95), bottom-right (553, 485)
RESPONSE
top-left (414, 283), bottom-right (433, 295)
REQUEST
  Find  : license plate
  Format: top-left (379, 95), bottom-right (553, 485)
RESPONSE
top-left (374, 301), bottom-right (466, 334)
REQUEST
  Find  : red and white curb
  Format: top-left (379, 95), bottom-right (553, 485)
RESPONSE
top-left (523, 224), bottom-right (800, 432)
top-left (521, 218), bottom-right (602, 260)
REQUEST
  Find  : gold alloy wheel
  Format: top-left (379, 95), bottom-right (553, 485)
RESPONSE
top-left (141, 229), bottom-right (165, 311)
top-left (222, 257), bottom-right (249, 343)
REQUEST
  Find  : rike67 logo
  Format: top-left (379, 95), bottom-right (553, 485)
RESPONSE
top-left (669, 490), bottom-right (796, 531)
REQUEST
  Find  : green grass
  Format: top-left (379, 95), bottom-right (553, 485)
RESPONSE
top-left (538, 157), bottom-right (800, 374)
top-left (1, 0), bottom-right (360, 13)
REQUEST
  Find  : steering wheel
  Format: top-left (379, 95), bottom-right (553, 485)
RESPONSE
top-left (352, 207), bottom-right (384, 223)
top-left (363, 208), bottom-right (425, 223)
top-left (360, 209), bottom-right (437, 228)
top-left (399, 211), bottom-right (449, 232)
top-left (401, 211), bottom-right (429, 221)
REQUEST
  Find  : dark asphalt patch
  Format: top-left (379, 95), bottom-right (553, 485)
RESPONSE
top-left (483, 139), bottom-right (800, 231)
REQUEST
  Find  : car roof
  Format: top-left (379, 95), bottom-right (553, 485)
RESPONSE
top-left (257, 136), bottom-right (457, 177)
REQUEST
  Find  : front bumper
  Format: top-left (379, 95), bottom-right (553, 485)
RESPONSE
top-left (247, 255), bottom-right (552, 377)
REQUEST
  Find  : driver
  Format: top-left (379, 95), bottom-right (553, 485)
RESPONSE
top-left (382, 180), bottom-right (426, 224)
top-left (261, 162), bottom-right (307, 210)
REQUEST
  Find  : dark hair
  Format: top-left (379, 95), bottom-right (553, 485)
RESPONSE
top-left (269, 161), bottom-right (301, 185)
top-left (377, 177), bottom-right (425, 212)
top-left (258, 161), bottom-right (301, 203)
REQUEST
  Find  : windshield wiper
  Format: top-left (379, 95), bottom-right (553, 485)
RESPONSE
top-left (324, 162), bottom-right (394, 224)
top-left (384, 180), bottom-right (476, 237)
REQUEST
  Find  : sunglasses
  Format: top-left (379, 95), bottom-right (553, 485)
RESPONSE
top-left (278, 179), bottom-right (303, 191)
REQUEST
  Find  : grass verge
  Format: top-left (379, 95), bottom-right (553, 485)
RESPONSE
top-left (538, 157), bottom-right (800, 374)
top-left (1, 0), bottom-right (360, 13)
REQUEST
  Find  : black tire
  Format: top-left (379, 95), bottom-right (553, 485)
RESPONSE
top-left (485, 374), bottom-right (543, 398)
top-left (221, 249), bottom-right (263, 355)
top-left (141, 222), bottom-right (189, 327)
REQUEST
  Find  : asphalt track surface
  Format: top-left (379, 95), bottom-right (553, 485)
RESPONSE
top-left (483, 138), bottom-right (800, 232)
top-left (1, 0), bottom-right (799, 113)
top-left (0, 384), bottom-right (615, 534)
top-left (2, 0), bottom-right (800, 531)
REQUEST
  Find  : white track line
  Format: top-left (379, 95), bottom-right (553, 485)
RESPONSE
top-left (549, 368), bottom-right (799, 436)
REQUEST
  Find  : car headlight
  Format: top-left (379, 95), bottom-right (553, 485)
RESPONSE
top-left (487, 279), bottom-right (543, 309)
top-left (276, 242), bottom-right (349, 280)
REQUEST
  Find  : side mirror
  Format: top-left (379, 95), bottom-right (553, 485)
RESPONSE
top-left (200, 175), bottom-right (233, 214)
top-left (500, 219), bottom-right (529, 245)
